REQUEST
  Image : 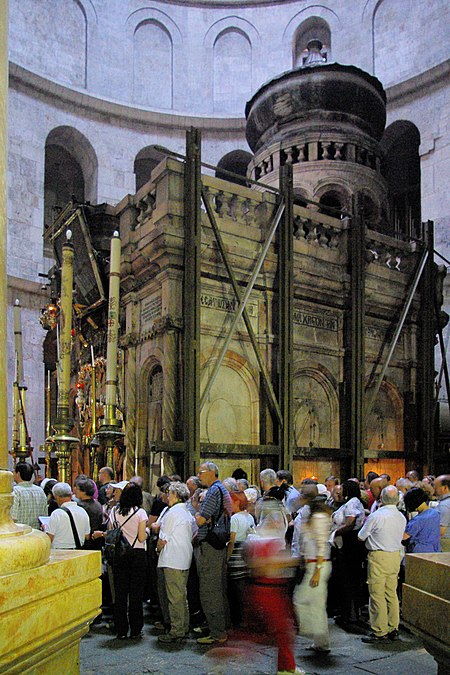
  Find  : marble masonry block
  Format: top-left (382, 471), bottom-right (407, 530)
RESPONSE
top-left (0, 549), bottom-right (102, 674)
top-left (402, 552), bottom-right (450, 646)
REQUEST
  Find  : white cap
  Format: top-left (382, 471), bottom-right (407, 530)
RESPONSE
top-left (109, 480), bottom-right (129, 490)
top-left (317, 483), bottom-right (330, 499)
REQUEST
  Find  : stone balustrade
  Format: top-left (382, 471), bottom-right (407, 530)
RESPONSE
top-left (252, 138), bottom-right (382, 181)
top-left (366, 228), bottom-right (421, 273)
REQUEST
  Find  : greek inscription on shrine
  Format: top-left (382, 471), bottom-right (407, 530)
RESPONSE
top-left (141, 296), bottom-right (162, 331)
top-left (293, 309), bottom-right (338, 331)
top-left (200, 293), bottom-right (257, 317)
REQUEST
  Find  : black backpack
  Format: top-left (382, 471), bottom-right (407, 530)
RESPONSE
top-left (104, 508), bottom-right (138, 564)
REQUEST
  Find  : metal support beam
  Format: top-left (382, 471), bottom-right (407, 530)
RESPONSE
top-left (434, 324), bottom-right (450, 416)
top-left (183, 129), bottom-right (202, 477)
top-left (365, 247), bottom-right (429, 418)
top-left (350, 202), bottom-right (366, 479)
top-left (420, 221), bottom-right (435, 473)
top-left (201, 187), bottom-right (283, 427)
top-left (199, 200), bottom-right (285, 410)
top-left (279, 165), bottom-right (294, 471)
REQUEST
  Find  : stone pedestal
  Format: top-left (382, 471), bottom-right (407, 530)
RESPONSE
top-left (403, 552), bottom-right (450, 675)
top-left (0, 471), bottom-right (101, 674)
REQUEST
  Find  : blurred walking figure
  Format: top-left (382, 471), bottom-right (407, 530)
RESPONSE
top-left (227, 491), bottom-right (254, 627)
top-left (244, 503), bottom-right (304, 675)
top-left (293, 495), bottom-right (332, 653)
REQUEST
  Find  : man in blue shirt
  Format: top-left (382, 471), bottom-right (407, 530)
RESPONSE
top-left (434, 475), bottom-right (450, 552)
top-left (194, 462), bottom-right (232, 645)
top-left (403, 487), bottom-right (441, 553)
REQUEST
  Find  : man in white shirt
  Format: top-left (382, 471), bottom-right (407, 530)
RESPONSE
top-left (46, 482), bottom-right (90, 549)
top-left (358, 486), bottom-right (405, 643)
top-left (157, 482), bottom-right (196, 643)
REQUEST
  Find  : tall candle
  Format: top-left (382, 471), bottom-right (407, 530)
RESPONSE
top-left (13, 299), bottom-right (23, 384)
top-left (57, 230), bottom-right (74, 419)
top-left (105, 231), bottom-right (121, 417)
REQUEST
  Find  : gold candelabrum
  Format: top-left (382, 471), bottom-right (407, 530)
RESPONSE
top-left (11, 299), bottom-right (32, 464)
top-left (51, 231), bottom-right (78, 484)
top-left (96, 231), bottom-right (124, 474)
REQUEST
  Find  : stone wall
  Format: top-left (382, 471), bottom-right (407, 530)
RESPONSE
top-left (6, 0), bottom-right (449, 463)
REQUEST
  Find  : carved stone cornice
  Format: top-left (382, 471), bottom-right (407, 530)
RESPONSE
top-left (139, 315), bottom-right (183, 343)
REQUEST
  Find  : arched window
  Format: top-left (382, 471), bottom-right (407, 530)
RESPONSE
top-left (380, 121), bottom-right (421, 239)
top-left (357, 192), bottom-right (380, 229)
top-left (148, 365), bottom-right (163, 444)
top-left (213, 29), bottom-right (252, 114)
top-left (293, 366), bottom-right (339, 449)
top-left (319, 191), bottom-right (343, 218)
top-left (133, 21), bottom-right (172, 109)
top-left (293, 17), bottom-right (331, 67)
top-left (215, 150), bottom-right (253, 186)
top-left (134, 145), bottom-right (171, 192)
top-left (43, 126), bottom-right (98, 255)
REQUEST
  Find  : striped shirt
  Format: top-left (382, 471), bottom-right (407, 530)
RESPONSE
top-left (11, 481), bottom-right (48, 529)
top-left (197, 481), bottom-right (232, 542)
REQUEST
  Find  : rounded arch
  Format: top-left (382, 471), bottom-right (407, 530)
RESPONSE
top-left (365, 378), bottom-right (404, 451)
top-left (134, 145), bottom-right (172, 191)
top-left (200, 349), bottom-right (259, 444)
top-left (293, 16), bottom-right (331, 67)
top-left (380, 121), bottom-right (421, 238)
top-left (215, 149), bottom-right (253, 186)
top-left (45, 126), bottom-right (98, 203)
top-left (126, 7), bottom-right (182, 44)
top-left (137, 351), bottom-right (165, 451)
top-left (283, 6), bottom-right (340, 68)
top-left (357, 189), bottom-right (381, 228)
top-left (314, 180), bottom-right (352, 215)
top-left (203, 16), bottom-right (260, 48)
top-left (293, 362), bottom-right (340, 448)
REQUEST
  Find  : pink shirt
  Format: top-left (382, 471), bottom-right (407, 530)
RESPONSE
top-left (109, 506), bottom-right (148, 549)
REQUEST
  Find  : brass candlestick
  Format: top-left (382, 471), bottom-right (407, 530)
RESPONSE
top-left (12, 299), bottom-right (32, 463)
top-left (97, 231), bottom-right (124, 473)
top-left (52, 231), bottom-right (78, 483)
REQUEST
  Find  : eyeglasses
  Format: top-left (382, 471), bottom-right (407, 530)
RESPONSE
top-left (198, 469), bottom-right (209, 475)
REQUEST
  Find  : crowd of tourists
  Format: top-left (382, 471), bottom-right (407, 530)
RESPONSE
top-left (10, 461), bottom-right (450, 675)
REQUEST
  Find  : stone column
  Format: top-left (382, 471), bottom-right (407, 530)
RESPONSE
top-left (0, 0), bottom-right (8, 470)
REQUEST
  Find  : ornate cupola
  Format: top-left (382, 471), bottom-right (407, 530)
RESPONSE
top-left (246, 41), bottom-right (389, 227)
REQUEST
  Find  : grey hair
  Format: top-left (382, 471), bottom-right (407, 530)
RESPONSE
top-left (204, 462), bottom-right (219, 477)
top-left (260, 468), bottom-right (277, 486)
top-left (187, 476), bottom-right (202, 489)
top-left (381, 485), bottom-right (399, 505)
top-left (168, 481), bottom-right (190, 503)
top-left (223, 477), bottom-right (239, 492)
top-left (396, 478), bottom-right (413, 489)
top-left (52, 482), bottom-right (72, 498)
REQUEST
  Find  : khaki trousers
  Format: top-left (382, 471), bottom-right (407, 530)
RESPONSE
top-left (367, 550), bottom-right (402, 637)
top-left (162, 567), bottom-right (189, 637)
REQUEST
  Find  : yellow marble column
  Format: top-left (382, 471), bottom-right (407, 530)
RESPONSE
top-left (0, 0), bottom-right (8, 472)
top-left (0, 6), bottom-right (102, 673)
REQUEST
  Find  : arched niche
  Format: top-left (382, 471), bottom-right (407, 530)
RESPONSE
top-left (357, 189), bottom-right (381, 229)
top-left (9, 0), bottom-right (90, 88)
top-left (293, 364), bottom-right (339, 449)
top-left (314, 181), bottom-right (351, 217)
top-left (292, 16), bottom-right (331, 67)
top-left (133, 20), bottom-right (173, 109)
top-left (380, 121), bottom-right (421, 239)
top-left (215, 150), bottom-right (253, 186)
top-left (365, 379), bottom-right (404, 452)
top-left (134, 145), bottom-right (172, 192)
top-left (200, 350), bottom-right (259, 444)
top-left (213, 28), bottom-right (252, 114)
top-left (44, 126), bottom-right (98, 252)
